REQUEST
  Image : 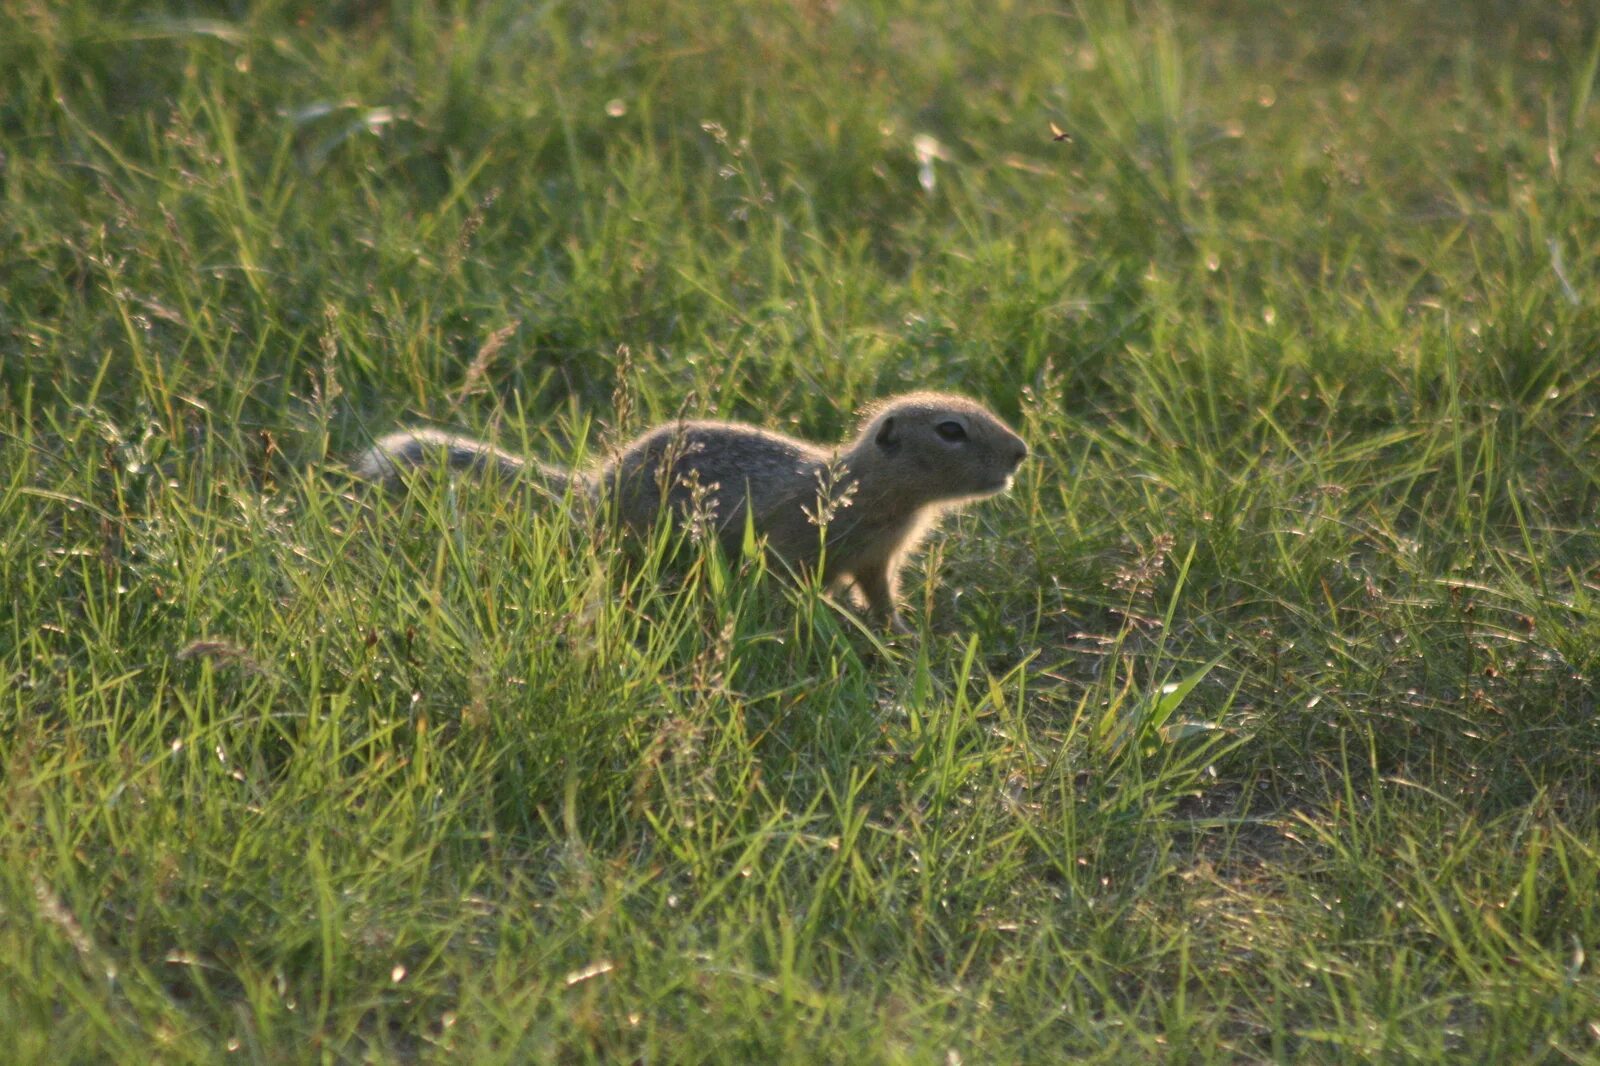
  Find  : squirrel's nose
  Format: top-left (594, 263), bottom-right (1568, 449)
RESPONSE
top-left (1010, 440), bottom-right (1029, 467)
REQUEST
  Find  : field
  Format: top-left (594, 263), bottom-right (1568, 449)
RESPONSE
top-left (4, 1), bottom-right (1600, 1061)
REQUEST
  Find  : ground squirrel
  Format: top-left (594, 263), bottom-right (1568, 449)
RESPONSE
top-left (356, 392), bottom-right (1028, 632)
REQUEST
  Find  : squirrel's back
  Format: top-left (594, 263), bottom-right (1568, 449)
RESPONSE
top-left (603, 421), bottom-right (830, 547)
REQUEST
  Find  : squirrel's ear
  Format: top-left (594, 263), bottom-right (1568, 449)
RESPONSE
top-left (875, 415), bottom-right (899, 449)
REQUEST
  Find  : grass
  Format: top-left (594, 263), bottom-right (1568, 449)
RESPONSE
top-left (3, 0), bottom-right (1600, 1060)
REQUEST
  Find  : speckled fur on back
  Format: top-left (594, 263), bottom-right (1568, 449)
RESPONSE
top-left (357, 392), bottom-right (1028, 630)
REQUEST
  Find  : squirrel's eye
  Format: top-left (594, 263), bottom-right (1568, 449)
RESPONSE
top-left (935, 420), bottom-right (967, 442)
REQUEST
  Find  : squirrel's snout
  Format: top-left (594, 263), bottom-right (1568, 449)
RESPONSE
top-left (1009, 440), bottom-right (1029, 468)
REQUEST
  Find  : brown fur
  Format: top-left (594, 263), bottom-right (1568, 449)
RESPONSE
top-left (356, 392), bottom-right (1028, 631)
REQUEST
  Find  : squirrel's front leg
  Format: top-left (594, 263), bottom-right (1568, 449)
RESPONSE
top-left (852, 559), bottom-right (910, 634)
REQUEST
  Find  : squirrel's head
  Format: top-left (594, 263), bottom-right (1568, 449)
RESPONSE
top-left (855, 393), bottom-right (1029, 501)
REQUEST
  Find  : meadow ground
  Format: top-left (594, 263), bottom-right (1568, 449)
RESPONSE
top-left (4, 1), bottom-right (1600, 1061)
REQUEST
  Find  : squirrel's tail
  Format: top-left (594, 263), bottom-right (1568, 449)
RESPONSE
top-left (355, 429), bottom-right (580, 498)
